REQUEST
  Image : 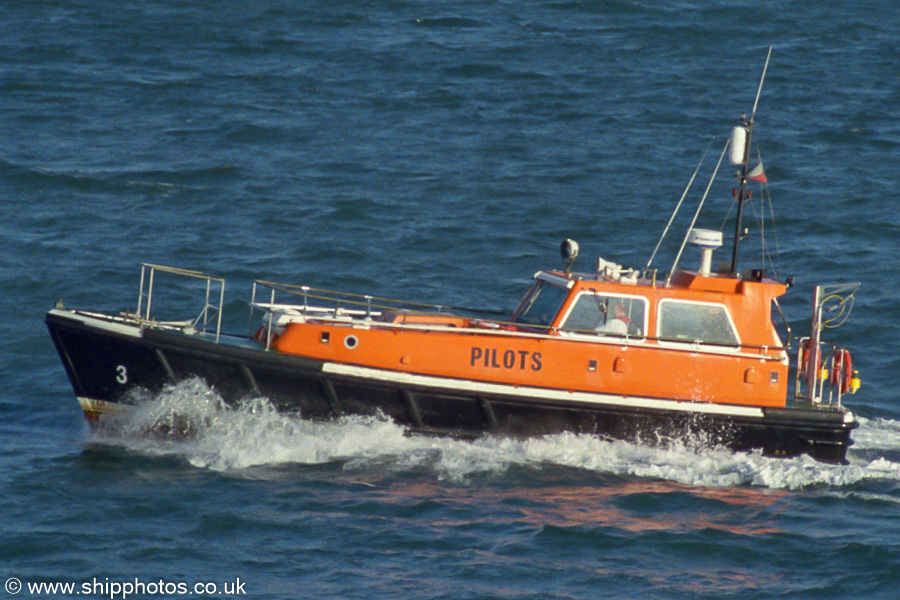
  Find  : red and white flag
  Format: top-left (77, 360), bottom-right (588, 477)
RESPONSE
top-left (748, 161), bottom-right (767, 183)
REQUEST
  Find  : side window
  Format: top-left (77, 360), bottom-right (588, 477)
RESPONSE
top-left (512, 282), bottom-right (569, 327)
top-left (561, 294), bottom-right (604, 332)
top-left (658, 300), bottom-right (739, 346)
top-left (771, 299), bottom-right (789, 347)
top-left (561, 293), bottom-right (646, 338)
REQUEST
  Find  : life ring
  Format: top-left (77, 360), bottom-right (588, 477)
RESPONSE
top-left (252, 326), bottom-right (266, 343)
top-left (800, 340), bottom-right (820, 379)
top-left (831, 349), bottom-right (853, 395)
top-left (252, 325), bottom-right (277, 345)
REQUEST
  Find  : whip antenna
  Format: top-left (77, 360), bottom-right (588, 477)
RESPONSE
top-left (729, 46), bottom-right (773, 276)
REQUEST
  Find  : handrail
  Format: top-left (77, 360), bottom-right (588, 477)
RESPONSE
top-left (249, 277), bottom-right (513, 349)
top-left (794, 336), bottom-right (851, 409)
top-left (250, 279), bottom-right (441, 349)
top-left (136, 264), bottom-right (226, 342)
top-left (253, 279), bottom-right (507, 317)
top-left (771, 297), bottom-right (792, 350)
top-left (253, 280), bottom-right (449, 314)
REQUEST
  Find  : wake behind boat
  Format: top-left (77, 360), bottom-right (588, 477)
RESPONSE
top-left (46, 53), bottom-right (862, 462)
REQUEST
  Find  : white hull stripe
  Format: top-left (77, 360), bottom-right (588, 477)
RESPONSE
top-left (322, 363), bottom-right (767, 419)
top-left (50, 309), bottom-right (143, 338)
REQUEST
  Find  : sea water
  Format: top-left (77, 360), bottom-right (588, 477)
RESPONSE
top-left (2, 1), bottom-right (900, 599)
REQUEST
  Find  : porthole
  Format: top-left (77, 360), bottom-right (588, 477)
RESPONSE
top-left (344, 335), bottom-right (359, 350)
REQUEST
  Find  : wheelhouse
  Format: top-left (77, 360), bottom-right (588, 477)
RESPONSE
top-left (511, 267), bottom-right (787, 358)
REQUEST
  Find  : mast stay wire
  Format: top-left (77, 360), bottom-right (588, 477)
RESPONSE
top-left (645, 137), bottom-right (716, 271)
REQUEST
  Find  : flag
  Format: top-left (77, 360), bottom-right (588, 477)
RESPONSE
top-left (748, 161), bottom-right (767, 183)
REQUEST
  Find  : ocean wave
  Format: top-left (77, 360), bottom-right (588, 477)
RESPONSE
top-left (0, 158), bottom-right (240, 193)
top-left (87, 379), bottom-right (900, 490)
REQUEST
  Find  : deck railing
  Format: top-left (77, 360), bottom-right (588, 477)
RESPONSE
top-left (794, 337), bottom-right (855, 409)
top-left (248, 280), bottom-right (455, 349)
top-left (136, 263), bottom-right (226, 342)
top-left (795, 282), bottom-right (861, 409)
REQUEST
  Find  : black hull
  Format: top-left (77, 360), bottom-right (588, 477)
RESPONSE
top-left (46, 310), bottom-right (857, 463)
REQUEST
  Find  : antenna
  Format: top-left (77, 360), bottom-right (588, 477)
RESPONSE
top-left (750, 46), bottom-right (772, 121)
top-left (729, 46), bottom-right (773, 277)
top-left (667, 140), bottom-right (730, 285)
top-left (646, 139), bottom-right (714, 271)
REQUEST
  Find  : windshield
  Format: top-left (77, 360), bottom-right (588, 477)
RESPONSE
top-left (512, 282), bottom-right (568, 327)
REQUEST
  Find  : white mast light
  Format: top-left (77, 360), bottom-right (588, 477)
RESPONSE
top-left (729, 126), bottom-right (747, 165)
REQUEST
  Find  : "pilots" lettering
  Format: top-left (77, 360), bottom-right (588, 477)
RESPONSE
top-left (469, 347), bottom-right (542, 371)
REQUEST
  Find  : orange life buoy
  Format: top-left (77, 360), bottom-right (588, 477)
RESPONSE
top-left (253, 325), bottom-right (275, 345)
top-left (831, 349), bottom-right (853, 395)
top-left (800, 340), bottom-right (821, 379)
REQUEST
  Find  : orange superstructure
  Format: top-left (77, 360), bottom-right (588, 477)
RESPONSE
top-left (267, 264), bottom-right (790, 410)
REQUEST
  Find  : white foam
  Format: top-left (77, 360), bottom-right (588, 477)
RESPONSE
top-left (93, 378), bottom-right (413, 471)
top-left (90, 379), bottom-right (900, 489)
top-left (848, 416), bottom-right (900, 450)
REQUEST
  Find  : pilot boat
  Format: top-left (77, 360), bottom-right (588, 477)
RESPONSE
top-left (45, 57), bottom-right (862, 462)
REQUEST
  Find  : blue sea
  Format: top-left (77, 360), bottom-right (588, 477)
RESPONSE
top-left (3, 1), bottom-right (900, 599)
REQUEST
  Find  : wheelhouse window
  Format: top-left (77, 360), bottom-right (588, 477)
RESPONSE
top-left (512, 282), bottom-right (568, 328)
top-left (771, 299), bottom-right (789, 347)
top-left (561, 293), bottom-right (647, 338)
top-left (657, 300), bottom-right (739, 346)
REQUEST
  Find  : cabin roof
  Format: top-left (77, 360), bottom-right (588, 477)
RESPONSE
top-left (540, 268), bottom-right (787, 301)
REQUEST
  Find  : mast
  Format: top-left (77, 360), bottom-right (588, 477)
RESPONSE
top-left (729, 46), bottom-right (772, 277)
top-left (728, 117), bottom-right (752, 276)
